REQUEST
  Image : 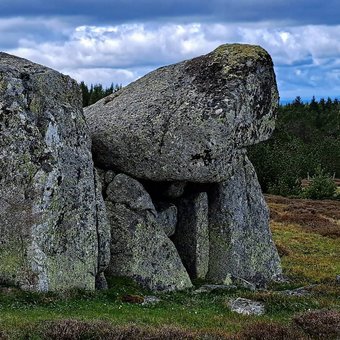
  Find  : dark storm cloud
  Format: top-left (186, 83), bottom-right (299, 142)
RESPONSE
top-left (0, 18), bottom-right (71, 48)
top-left (0, 0), bottom-right (339, 25)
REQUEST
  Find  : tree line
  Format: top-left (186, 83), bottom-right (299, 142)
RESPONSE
top-left (80, 81), bottom-right (122, 107)
top-left (248, 96), bottom-right (340, 198)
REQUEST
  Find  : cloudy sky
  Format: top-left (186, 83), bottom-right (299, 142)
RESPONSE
top-left (1, 0), bottom-right (339, 101)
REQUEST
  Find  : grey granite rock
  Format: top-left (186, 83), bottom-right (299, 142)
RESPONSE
top-left (142, 296), bottom-right (162, 306)
top-left (106, 173), bottom-right (157, 216)
top-left (172, 192), bottom-right (209, 279)
top-left (279, 285), bottom-right (315, 297)
top-left (85, 44), bottom-right (278, 182)
top-left (0, 53), bottom-right (109, 291)
top-left (228, 298), bottom-right (265, 316)
top-left (105, 174), bottom-right (192, 291)
top-left (156, 203), bottom-right (177, 237)
top-left (336, 275), bottom-right (340, 285)
top-left (207, 154), bottom-right (281, 285)
top-left (164, 182), bottom-right (187, 198)
top-left (104, 170), bottom-right (116, 186)
top-left (94, 169), bottom-right (111, 289)
top-left (193, 284), bottom-right (237, 294)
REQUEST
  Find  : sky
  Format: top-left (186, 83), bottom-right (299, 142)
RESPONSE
top-left (1, 0), bottom-right (340, 102)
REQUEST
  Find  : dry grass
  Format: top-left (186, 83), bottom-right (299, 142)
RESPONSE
top-left (121, 294), bottom-right (144, 304)
top-left (0, 330), bottom-right (8, 340)
top-left (236, 321), bottom-right (307, 340)
top-left (271, 221), bottom-right (340, 283)
top-left (266, 195), bottom-right (340, 283)
top-left (275, 242), bottom-right (291, 257)
top-left (39, 319), bottom-right (199, 340)
top-left (293, 309), bottom-right (340, 339)
top-left (266, 195), bottom-right (340, 238)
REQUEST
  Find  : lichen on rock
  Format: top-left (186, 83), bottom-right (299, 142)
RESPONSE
top-left (104, 174), bottom-right (192, 291)
top-left (86, 43), bottom-right (281, 289)
top-left (0, 52), bottom-right (110, 291)
top-left (1, 43), bottom-right (282, 293)
top-left (85, 43), bottom-right (278, 183)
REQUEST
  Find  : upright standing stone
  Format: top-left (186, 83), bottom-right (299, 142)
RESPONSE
top-left (207, 155), bottom-right (281, 285)
top-left (105, 174), bottom-right (192, 291)
top-left (172, 192), bottom-right (209, 279)
top-left (94, 169), bottom-right (111, 290)
top-left (0, 53), bottom-right (110, 291)
top-left (156, 203), bottom-right (178, 237)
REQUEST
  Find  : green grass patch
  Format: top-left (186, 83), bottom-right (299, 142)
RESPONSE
top-left (1, 196), bottom-right (339, 339)
top-left (271, 222), bottom-right (340, 284)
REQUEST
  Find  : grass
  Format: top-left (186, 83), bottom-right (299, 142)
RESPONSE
top-left (267, 195), bottom-right (340, 283)
top-left (0, 195), bottom-right (339, 339)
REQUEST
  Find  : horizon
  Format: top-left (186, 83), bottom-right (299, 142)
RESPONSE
top-left (1, 1), bottom-right (339, 100)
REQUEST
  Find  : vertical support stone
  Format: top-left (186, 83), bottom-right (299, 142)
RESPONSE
top-left (172, 192), bottom-right (209, 280)
top-left (207, 155), bottom-right (281, 286)
top-left (104, 174), bottom-right (192, 291)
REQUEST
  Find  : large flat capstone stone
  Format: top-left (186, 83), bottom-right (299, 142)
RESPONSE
top-left (85, 44), bottom-right (278, 182)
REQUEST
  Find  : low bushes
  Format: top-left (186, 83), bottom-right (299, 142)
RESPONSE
top-left (293, 309), bottom-right (340, 339)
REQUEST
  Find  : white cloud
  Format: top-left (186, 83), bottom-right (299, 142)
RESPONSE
top-left (65, 67), bottom-right (141, 87)
top-left (4, 21), bottom-right (340, 99)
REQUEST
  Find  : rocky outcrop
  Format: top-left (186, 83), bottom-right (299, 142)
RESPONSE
top-left (228, 298), bottom-right (265, 316)
top-left (0, 53), bottom-right (110, 291)
top-left (85, 44), bottom-right (278, 183)
top-left (207, 155), bottom-right (281, 285)
top-left (104, 174), bottom-right (192, 291)
top-left (85, 44), bottom-right (281, 287)
top-left (1, 44), bottom-right (282, 293)
top-left (85, 44), bottom-right (281, 289)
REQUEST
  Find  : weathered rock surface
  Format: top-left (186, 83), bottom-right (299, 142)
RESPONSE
top-left (106, 173), bottom-right (156, 216)
top-left (279, 285), bottom-right (315, 297)
top-left (104, 174), bottom-right (192, 291)
top-left (156, 203), bottom-right (177, 237)
top-left (193, 284), bottom-right (237, 294)
top-left (207, 154), bottom-right (281, 285)
top-left (0, 53), bottom-right (110, 291)
top-left (85, 44), bottom-right (278, 182)
top-left (336, 275), bottom-right (340, 285)
top-left (94, 169), bottom-right (111, 290)
top-left (164, 182), bottom-right (187, 198)
top-left (172, 192), bottom-right (209, 279)
top-left (142, 295), bottom-right (162, 306)
top-left (228, 298), bottom-right (265, 316)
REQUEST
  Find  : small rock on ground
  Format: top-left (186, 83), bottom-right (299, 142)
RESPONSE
top-left (228, 298), bottom-right (265, 316)
top-left (142, 296), bottom-right (162, 306)
top-left (279, 285), bottom-right (316, 297)
top-left (336, 275), bottom-right (340, 285)
top-left (193, 284), bottom-right (237, 294)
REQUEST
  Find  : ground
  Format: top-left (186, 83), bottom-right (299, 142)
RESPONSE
top-left (0, 195), bottom-right (339, 339)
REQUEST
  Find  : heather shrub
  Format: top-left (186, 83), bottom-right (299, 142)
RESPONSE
top-left (40, 319), bottom-right (197, 340)
top-left (293, 309), bottom-right (340, 339)
top-left (238, 321), bottom-right (307, 340)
